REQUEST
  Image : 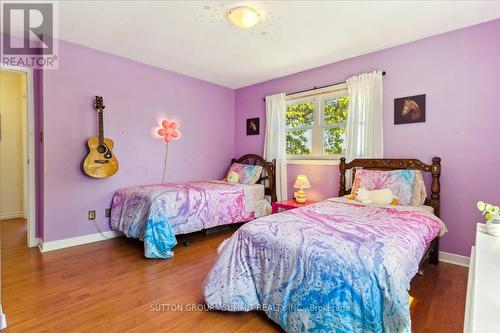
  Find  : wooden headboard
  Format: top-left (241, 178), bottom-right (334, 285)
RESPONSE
top-left (338, 157), bottom-right (442, 217)
top-left (231, 154), bottom-right (277, 203)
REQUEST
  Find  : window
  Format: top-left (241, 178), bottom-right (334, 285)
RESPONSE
top-left (286, 85), bottom-right (349, 161)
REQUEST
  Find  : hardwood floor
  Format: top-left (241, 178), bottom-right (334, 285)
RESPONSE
top-left (1, 218), bottom-right (468, 332)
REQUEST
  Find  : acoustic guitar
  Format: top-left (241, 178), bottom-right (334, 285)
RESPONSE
top-left (83, 96), bottom-right (119, 178)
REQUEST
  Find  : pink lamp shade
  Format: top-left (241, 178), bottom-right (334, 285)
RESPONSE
top-left (157, 119), bottom-right (181, 143)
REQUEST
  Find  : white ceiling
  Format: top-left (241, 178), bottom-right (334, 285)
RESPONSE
top-left (23, 1), bottom-right (500, 88)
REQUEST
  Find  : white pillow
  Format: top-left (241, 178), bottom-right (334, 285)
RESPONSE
top-left (412, 171), bottom-right (427, 205)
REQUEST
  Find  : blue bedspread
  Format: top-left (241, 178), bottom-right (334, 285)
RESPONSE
top-left (203, 200), bottom-right (443, 332)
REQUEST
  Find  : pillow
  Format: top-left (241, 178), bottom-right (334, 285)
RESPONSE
top-left (355, 187), bottom-right (398, 205)
top-left (351, 169), bottom-right (416, 206)
top-left (412, 170), bottom-right (427, 205)
top-left (225, 163), bottom-right (263, 185)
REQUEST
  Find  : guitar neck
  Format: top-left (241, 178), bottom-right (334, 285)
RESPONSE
top-left (98, 110), bottom-right (104, 145)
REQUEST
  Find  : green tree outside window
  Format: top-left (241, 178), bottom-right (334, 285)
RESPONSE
top-left (285, 102), bottom-right (314, 155)
top-left (323, 96), bottom-right (349, 155)
top-left (285, 95), bottom-right (349, 157)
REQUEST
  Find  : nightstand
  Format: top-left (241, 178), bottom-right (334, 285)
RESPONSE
top-left (271, 199), bottom-right (319, 214)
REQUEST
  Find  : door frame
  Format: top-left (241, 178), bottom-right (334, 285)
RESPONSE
top-left (0, 65), bottom-right (38, 247)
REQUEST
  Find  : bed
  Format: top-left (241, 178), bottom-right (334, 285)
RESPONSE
top-left (203, 157), bottom-right (447, 333)
top-left (110, 154), bottom-right (277, 258)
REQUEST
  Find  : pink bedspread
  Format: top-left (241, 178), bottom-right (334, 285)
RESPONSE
top-left (204, 200), bottom-right (443, 332)
top-left (110, 181), bottom-right (255, 241)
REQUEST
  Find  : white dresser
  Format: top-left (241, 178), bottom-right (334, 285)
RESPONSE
top-left (464, 224), bottom-right (500, 332)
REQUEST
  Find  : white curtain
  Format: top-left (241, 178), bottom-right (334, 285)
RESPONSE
top-left (264, 93), bottom-right (287, 201)
top-left (345, 70), bottom-right (384, 187)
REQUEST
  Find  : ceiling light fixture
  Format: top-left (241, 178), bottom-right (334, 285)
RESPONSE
top-left (227, 6), bottom-right (260, 29)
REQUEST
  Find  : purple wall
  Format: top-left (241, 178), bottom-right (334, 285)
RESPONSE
top-left (41, 40), bottom-right (235, 242)
top-left (234, 19), bottom-right (500, 256)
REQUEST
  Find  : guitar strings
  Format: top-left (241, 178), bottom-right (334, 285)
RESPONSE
top-left (162, 143), bottom-right (169, 184)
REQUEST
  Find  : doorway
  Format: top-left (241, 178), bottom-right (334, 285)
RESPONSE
top-left (0, 66), bottom-right (37, 248)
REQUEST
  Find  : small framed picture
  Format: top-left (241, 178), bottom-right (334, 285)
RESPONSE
top-left (394, 94), bottom-right (426, 124)
top-left (246, 118), bottom-right (260, 135)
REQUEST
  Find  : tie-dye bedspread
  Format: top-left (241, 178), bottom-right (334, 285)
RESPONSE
top-left (203, 200), bottom-right (443, 332)
top-left (110, 181), bottom-right (256, 258)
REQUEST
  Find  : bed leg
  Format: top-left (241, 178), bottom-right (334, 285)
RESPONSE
top-left (428, 238), bottom-right (439, 265)
top-left (182, 239), bottom-right (191, 246)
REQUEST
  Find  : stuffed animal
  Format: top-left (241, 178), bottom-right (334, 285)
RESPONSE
top-left (226, 171), bottom-right (239, 183)
top-left (354, 187), bottom-right (398, 205)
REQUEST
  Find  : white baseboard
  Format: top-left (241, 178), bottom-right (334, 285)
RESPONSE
top-left (34, 237), bottom-right (42, 248)
top-left (0, 304), bottom-right (6, 330)
top-left (38, 230), bottom-right (123, 252)
top-left (439, 250), bottom-right (470, 267)
top-left (0, 211), bottom-right (24, 220)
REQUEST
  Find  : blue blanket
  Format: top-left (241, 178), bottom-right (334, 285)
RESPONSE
top-left (143, 201), bottom-right (176, 258)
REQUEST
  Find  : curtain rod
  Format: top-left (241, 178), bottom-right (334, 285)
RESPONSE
top-left (262, 71), bottom-right (386, 101)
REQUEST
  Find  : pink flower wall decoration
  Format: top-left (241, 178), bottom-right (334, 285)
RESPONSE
top-left (156, 118), bottom-right (181, 184)
top-left (157, 119), bottom-right (181, 143)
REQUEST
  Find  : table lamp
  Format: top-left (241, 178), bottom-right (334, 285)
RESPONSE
top-left (293, 175), bottom-right (311, 203)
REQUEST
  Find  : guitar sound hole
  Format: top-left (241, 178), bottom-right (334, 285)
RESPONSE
top-left (97, 145), bottom-right (107, 154)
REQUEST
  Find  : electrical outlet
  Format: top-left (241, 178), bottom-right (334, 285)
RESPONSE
top-left (88, 210), bottom-right (96, 220)
top-left (105, 208), bottom-right (111, 218)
